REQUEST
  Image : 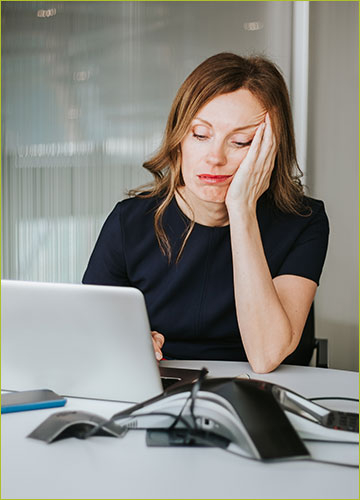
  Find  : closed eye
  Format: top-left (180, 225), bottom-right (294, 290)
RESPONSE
top-left (232, 140), bottom-right (252, 148)
top-left (193, 133), bottom-right (209, 141)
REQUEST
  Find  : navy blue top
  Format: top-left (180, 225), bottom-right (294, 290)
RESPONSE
top-left (82, 194), bottom-right (329, 361)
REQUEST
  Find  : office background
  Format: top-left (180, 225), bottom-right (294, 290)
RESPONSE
top-left (2, 1), bottom-right (358, 371)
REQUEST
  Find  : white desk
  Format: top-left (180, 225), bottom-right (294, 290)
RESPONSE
top-left (1, 361), bottom-right (359, 499)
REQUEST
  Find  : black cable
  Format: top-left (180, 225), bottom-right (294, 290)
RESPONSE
top-left (82, 409), bottom-right (194, 440)
top-left (304, 437), bottom-right (359, 445)
top-left (112, 410), bottom-right (193, 430)
top-left (113, 367), bottom-right (208, 434)
top-left (83, 368), bottom-right (209, 440)
top-left (303, 457), bottom-right (358, 469)
top-left (169, 394), bottom-right (192, 430)
top-left (189, 367), bottom-right (208, 430)
top-left (309, 396), bottom-right (359, 403)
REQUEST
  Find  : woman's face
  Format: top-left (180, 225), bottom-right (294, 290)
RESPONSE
top-left (180, 88), bottom-right (266, 203)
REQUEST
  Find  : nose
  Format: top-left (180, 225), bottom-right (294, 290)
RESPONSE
top-left (205, 141), bottom-right (227, 167)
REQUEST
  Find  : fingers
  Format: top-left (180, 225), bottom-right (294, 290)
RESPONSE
top-left (152, 339), bottom-right (163, 361)
top-left (257, 113), bottom-right (277, 171)
top-left (152, 331), bottom-right (165, 348)
top-left (261, 113), bottom-right (275, 152)
top-left (245, 121), bottom-right (265, 162)
top-left (226, 112), bottom-right (277, 209)
top-left (243, 114), bottom-right (276, 196)
top-left (244, 113), bottom-right (273, 164)
top-left (151, 330), bottom-right (164, 361)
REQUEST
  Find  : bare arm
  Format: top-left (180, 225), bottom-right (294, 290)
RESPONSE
top-left (226, 115), bottom-right (316, 373)
top-left (228, 208), bottom-right (317, 372)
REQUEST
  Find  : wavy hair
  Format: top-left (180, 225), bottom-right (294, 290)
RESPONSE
top-left (129, 52), bottom-right (306, 261)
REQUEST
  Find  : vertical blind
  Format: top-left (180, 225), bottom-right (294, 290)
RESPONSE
top-left (2, 1), bottom-right (294, 283)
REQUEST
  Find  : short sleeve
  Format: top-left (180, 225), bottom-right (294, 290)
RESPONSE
top-left (82, 203), bottom-right (130, 286)
top-left (276, 201), bottom-right (329, 285)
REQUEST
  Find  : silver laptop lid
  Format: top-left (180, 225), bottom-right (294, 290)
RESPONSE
top-left (1, 280), bottom-right (164, 402)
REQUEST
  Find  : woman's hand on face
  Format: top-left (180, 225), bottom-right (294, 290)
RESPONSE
top-left (151, 330), bottom-right (165, 361)
top-left (225, 113), bottom-right (277, 214)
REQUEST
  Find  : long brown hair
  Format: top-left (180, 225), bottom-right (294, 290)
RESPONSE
top-left (129, 52), bottom-right (306, 260)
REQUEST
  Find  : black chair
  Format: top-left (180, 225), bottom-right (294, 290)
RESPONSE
top-left (283, 304), bottom-right (328, 368)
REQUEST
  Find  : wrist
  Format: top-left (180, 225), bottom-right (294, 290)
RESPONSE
top-left (227, 202), bottom-right (257, 223)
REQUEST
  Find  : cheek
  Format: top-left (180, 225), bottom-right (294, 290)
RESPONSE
top-left (231, 148), bottom-right (249, 170)
top-left (180, 141), bottom-right (202, 178)
top-left (181, 140), bottom-right (200, 161)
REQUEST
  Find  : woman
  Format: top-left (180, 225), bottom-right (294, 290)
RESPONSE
top-left (83, 53), bottom-right (329, 373)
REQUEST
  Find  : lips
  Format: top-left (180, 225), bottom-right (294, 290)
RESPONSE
top-left (197, 174), bottom-right (232, 184)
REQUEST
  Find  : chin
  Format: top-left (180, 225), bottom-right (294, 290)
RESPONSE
top-left (196, 186), bottom-right (227, 204)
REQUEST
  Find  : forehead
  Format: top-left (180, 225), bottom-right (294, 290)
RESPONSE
top-left (195, 88), bottom-right (266, 128)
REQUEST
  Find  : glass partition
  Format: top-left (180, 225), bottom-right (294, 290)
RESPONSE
top-left (2, 1), bottom-right (294, 282)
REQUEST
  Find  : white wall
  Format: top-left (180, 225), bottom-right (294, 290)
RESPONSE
top-left (307, 2), bottom-right (358, 371)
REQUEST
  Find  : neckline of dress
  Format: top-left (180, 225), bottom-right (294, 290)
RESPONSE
top-left (171, 196), bottom-right (231, 231)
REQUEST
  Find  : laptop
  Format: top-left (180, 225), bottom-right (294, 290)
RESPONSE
top-left (1, 280), bottom-right (202, 403)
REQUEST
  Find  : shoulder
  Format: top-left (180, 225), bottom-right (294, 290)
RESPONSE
top-left (260, 194), bottom-right (328, 229)
top-left (268, 197), bottom-right (329, 284)
top-left (96, 196), bottom-right (158, 236)
top-left (258, 194), bottom-right (329, 260)
top-left (301, 196), bottom-right (327, 217)
top-left (297, 196), bottom-right (329, 235)
top-left (110, 196), bottom-right (163, 236)
top-left (113, 195), bottom-right (159, 220)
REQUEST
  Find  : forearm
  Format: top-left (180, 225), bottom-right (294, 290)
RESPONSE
top-left (228, 207), bottom-right (295, 373)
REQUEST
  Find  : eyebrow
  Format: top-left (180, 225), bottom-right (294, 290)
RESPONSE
top-left (193, 117), bottom-right (257, 132)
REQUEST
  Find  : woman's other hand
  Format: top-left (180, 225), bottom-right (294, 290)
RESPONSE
top-left (225, 113), bottom-right (277, 213)
top-left (151, 330), bottom-right (165, 361)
